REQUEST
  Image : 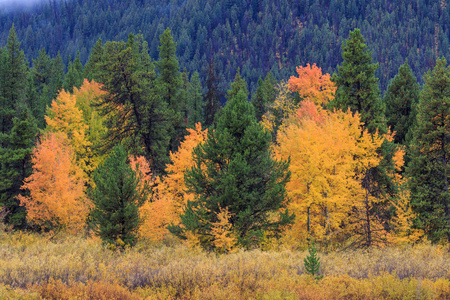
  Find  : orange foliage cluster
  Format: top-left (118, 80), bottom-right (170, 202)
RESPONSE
top-left (210, 206), bottom-right (237, 253)
top-left (19, 80), bottom-right (107, 233)
top-left (288, 63), bottom-right (337, 106)
top-left (45, 79), bottom-right (108, 181)
top-left (37, 279), bottom-right (140, 300)
top-left (139, 123), bottom-right (208, 241)
top-left (18, 132), bottom-right (90, 233)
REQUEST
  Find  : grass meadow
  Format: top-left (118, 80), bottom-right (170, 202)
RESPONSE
top-left (2, 229), bottom-right (450, 299)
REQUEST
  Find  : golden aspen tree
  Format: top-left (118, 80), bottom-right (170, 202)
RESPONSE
top-left (262, 64), bottom-right (335, 140)
top-left (72, 79), bottom-right (108, 167)
top-left (384, 145), bottom-right (423, 245)
top-left (18, 132), bottom-right (89, 233)
top-left (261, 81), bottom-right (294, 134)
top-left (211, 206), bottom-right (237, 253)
top-left (289, 63), bottom-right (337, 106)
top-left (45, 89), bottom-right (92, 179)
top-left (138, 123), bottom-right (207, 242)
top-left (45, 80), bottom-right (108, 185)
top-left (275, 101), bottom-right (384, 247)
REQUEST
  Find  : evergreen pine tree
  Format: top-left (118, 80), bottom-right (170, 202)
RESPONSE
top-left (203, 56), bottom-right (223, 127)
top-left (49, 52), bottom-right (65, 99)
top-left (0, 48), bottom-right (14, 136)
top-left (384, 59), bottom-right (420, 145)
top-left (251, 72), bottom-right (277, 122)
top-left (179, 68), bottom-right (190, 124)
top-left (156, 28), bottom-right (184, 152)
top-left (96, 34), bottom-right (171, 174)
top-left (0, 108), bottom-right (37, 227)
top-left (3, 24), bottom-right (28, 109)
top-left (330, 28), bottom-right (385, 135)
top-left (0, 25), bottom-right (37, 228)
top-left (24, 69), bottom-right (43, 128)
top-left (30, 49), bottom-right (56, 122)
top-left (227, 67), bottom-right (249, 100)
top-left (63, 56), bottom-right (75, 93)
top-left (251, 77), bottom-right (265, 121)
top-left (330, 29), bottom-right (398, 247)
top-left (408, 58), bottom-right (450, 243)
top-left (169, 79), bottom-right (292, 249)
top-left (63, 51), bottom-right (84, 93)
top-left (84, 38), bottom-right (104, 81)
top-left (187, 71), bottom-right (204, 128)
top-left (304, 243), bottom-right (323, 280)
top-left (89, 145), bottom-right (146, 248)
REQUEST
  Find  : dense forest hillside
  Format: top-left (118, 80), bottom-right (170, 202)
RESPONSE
top-left (0, 0), bottom-right (449, 92)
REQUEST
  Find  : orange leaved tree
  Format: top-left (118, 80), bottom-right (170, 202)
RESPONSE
top-left (288, 63), bottom-right (337, 106)
top-left (45, 79), bottom-right (108, 184)
top-left (18, 132), bottom-right (89, 233)
top-left (138, 123), bottom-right (208, 241)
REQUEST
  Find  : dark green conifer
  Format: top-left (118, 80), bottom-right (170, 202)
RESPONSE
top-left (304, 243), bottom-right (323, 280)
top-left (203, 57), bottom-right (223, 127)
top-left (330, 29), bottom-right (398, 247)
top-left (0, 26), bottom-right (37, 228)
top-left (187, 71), bottom-right (204, 128)
top-left (156, 28), bottom-right (184, 152)
top-left (408, 58), bottom-right (450, 243)
top-left (169, 77), bottom-right (292, 249)
top-left (95, 33), bottom-right (171, 174)
top-left (84, 38), bottom-right (104, 81)
top-left (330, 28), bottom-right (385, 135)
top-left (384, 59), bottom-right (420, 145)
top-left (89, 145), bottom-right (146, 248)
top-left (0, 108), bottom-right (37, 227)
top-left (49, 52), bottom-right (65, 99)
top-left (227, 67), bottom-right (249, 100)
top-left (251, 72), bottom-right (277, 122)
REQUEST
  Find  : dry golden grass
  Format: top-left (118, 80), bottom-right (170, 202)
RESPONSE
top-left (2, 230), bottom-right (450, 299)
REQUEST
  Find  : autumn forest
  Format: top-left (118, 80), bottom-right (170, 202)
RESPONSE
top-left (2, 0), bottom-right (450, 299)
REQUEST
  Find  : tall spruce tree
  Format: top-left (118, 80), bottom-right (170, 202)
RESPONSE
top-left (330, 29), bottom-right (398, 247)
top-left (169, 78), bottom-right (292, 249)
top-left (63, 52), bottom-right (84, 93)
top-left (0, 25), bottom-right (37, 227)
top-left (203, 56), bottom-right (223, 127)
top-left (156, 28), bottom-right (184, 152)
top-left (95, 33), bottom-right (171, 174)
top-left (187, 71), bottom-right (204, 128)
top-left (84, 38), bottom-right (104, 81)
top-left (384, 59), bottom-right (420, 145)
top-left (408, 58), bottom-right (450, 243)
top-left (89, 145), bottom-right (146, 248)
top-left (49, 52), bottom-right (65, 99)
top-left (227, 68), bottom-right (249, 100)
top-left (0, 108), bottom-right (37, 227)
top-left (330, 28), bottom-right (385, 135)
top-left (251, 72), bottom-right (277, 122)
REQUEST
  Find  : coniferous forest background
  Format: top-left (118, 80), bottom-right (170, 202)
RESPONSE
top-left (1, 0), bottom-right (449, 93)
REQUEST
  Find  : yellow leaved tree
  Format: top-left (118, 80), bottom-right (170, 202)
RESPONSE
top-left (210, 206), bottom-right (237, 253)
top-left (45, 79), bottom-right (107, 184)
top-left (138, 123), bottom-right (208, 242)
top-left (275, 100), bottom-right (384, 248)
top-left (262, 64), bottom-right (336, 138)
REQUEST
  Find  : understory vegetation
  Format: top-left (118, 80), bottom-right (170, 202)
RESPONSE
top-left (2, 230), bottom-right (450, 299)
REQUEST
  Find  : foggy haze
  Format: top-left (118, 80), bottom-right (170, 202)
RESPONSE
top-left (0, 0), bottom-right (43, 11)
